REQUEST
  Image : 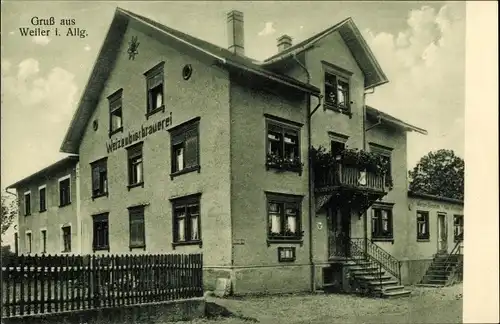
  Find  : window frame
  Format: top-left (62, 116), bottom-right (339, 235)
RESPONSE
top-left (61, 225), bottom-right (72, 253)
top-left (170, 193), bottom-right (202, 249)
top-left (24, 191), bottom-right (31, 216)
top-left (369, 143), bottom-right (393, 187)
top-left (58, 175), bottom-right (71, 207)
top-left (169, 117), bottom-right (201, 179)
top-left (416, 210), bottom-right (430, 241)
top-left (108, 88), bottom-right (124, 137)
top-left (92, 213), bottom-right (110, 252)
top-left (371, 203), bottom-right (394, 242)
top-left (126, 142), bottom-right (144, 190)
top-left (453, 214), bottom-right (464, 242)
top-left (322, 61), bottom-right (353, 116)
top-left (91, 157), bottom-right (108, 199)
top-left (40, 229), bottom-right (47, 254)
top-left (144, 62), bottom-right (166, 119)
top-left (128, 205), bottom-right (146, 250)
top-left (265, 115), bottom-right (303, 174)
top-left (38, 185), bottom-right (47, 212)
top-left (265, 192), bottom-right (304, 246)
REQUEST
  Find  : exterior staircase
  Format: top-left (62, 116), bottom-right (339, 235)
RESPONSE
top-left (419, 240), bottom-right (463, 287)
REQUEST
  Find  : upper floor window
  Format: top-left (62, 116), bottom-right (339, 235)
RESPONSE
top-left (417, 211), bottom-right (430, 241)
top-left (170, 118), bottom-right (200, 177)
top-left (108, 89), bottom-right (123, 136)
top-left (265, 116), bottom-right (302, 173)
top-left (59, 176), bottom-right (71, 207)
top-left (454, 215), bottom-right (464, 242)
top-left (266, 193), bottom-right (303, 242)
top-left (129, 205), bottom-right (146, 250)
top-left (371, 203), bottom-right (393, 240)
top-left (369, 143), bottom-right (393, 188)
top-left (324, 72), bottom-right (350, 111)
top-left (144, 62), bottom-right (165, 118)
top-left (39, 186), bottom-right (46, 212)
top-left (24, 191), bottom-right (31, 216)
top-left (127, 143), bottom-right (144, 189)
top-left (93, 213), bottom-right (109, 251)
top-left (171, 194), bottom-right (202, 247)
top-left (91, 158), bottom-right (108, 198)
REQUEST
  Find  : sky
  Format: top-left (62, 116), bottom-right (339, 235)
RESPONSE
top-left (1, 0), bottom-right (465, 191)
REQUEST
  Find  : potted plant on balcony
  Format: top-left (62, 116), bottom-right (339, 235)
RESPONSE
top-left (266, 153), bottom-right (304, 173)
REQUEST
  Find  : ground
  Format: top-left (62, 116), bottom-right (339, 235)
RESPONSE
top-left (169, 284), bottom-right (463, 324)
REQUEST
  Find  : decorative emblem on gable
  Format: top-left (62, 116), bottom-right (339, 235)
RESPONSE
top-left (127, 36), bottom-right (140, 60)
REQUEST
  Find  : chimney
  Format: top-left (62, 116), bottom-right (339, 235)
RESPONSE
top-left (277, 35), bottom-right (292, 52)
top-left (227, 10), bottom-right (244, 56)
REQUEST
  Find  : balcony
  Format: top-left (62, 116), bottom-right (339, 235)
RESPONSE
top-left (314, 163), bottom-right (386, 193)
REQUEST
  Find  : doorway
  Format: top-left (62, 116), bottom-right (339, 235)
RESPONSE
top-left (328, 204), bottom-right (351, 258)
top-left (437, 213), bottom-right (448, 253)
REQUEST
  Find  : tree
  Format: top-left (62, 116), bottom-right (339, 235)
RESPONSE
top-left (1, 193), bottom-right (18, 243)
top-left (408, 149), bottom-right (464, 200)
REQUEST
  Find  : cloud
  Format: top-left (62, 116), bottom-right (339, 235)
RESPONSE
top-left (363, 3), bottom-right (465, 167)
top-left (32, 35), bottom-right (51, 46)
top-left (258, 22), bottom-right (276, 36)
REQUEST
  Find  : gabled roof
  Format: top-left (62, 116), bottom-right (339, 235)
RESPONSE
top-left (366, 106), bottom-right (427, 135)
top-left (6, 156), bottom-right (79, 190)
top-left (262, 17), bottom-right (389, 89)
top-left (60, 8), bottom-right (320, 154)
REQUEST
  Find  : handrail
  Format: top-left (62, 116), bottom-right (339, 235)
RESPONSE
top-left (444, 236), bottom-right (463, 274)
top-left (351, 238), bottom-right (402, 284)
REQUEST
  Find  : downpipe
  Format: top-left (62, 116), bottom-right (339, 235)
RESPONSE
top-left (362, 87), bottom-right (375, 256)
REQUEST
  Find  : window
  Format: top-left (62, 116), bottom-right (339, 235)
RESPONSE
top-left (369, 143), bottom-right (393, 188)
top-left (266, 193), bottom-right (303, 241)
top-left (170, 119), bottom-right (200, 176)
top-left (108, 89), bottom-right (123, 136)
top-left (14, 232), bottom-right (19, 255)
top-left (25, 232), bottom-right (32, 254)
top-left (324, 72), bottom-right (350, 111)
top-left (41, 230), bottom-right (47, 253)
top-left (266, 118), bottom-right (302, 173)
top-left (62, 226), bottom-right (71, 252)
top-left (92, 213), bottom-right (109, 251)
top-left (371, 204), bottom-right (393, 240)
top-left (417, 211), bottom-right (430, 240)
top-left (127, 143), bottom-right (144, 188)
top-left (91, 158), bottom-right (108, 198)
top-left (39, 186), bottom-right (46, 212)
top-left (172, 194), bottom-right (201, 247)
top-left (454, 215), bottom-right (464, 242)
top-left (145, 62), bottom-right (165, 117)
top-left (129, 206), bottom-right (146, 249)
top-left (24, 191), bottom-right (31, 216)
top-left (331, 140), bottom-right (346, 158)
top-left (59, 176), bottom-right (71, 207)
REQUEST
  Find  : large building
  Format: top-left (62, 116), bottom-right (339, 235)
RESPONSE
top-left (7, 8), bottom-right (463, 295)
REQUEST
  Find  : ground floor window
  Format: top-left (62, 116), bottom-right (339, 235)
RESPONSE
top-left (266, 192), bottom-right (303, 240)
top-left (93, 213), bottom-right (109, 251)
top-left (171, 194), bottom-right (201, 246)
top-left (454, 215), bottom-right (464, 242)
top-left (25, 232), bottom-right (32, 254)
top-left (371, 204), bottom-right (393, 240)
top-left (416, 211), bottom-right (430, 240)
top-left (41, 230), bottom-right (47, 253)
top-left (129, 205), bottom-right (146, 249)
top-left (62, 226), bottom-right (71, 252)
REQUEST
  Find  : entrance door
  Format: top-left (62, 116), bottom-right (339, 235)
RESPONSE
top-left (437, 213), bottom-right (448, 253)
top-left (329, 205), bottom-right (351, 258)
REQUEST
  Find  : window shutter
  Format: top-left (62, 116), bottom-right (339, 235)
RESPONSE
top-left (171, 131), bottom-right (184, 146)
top-left (127, 143), bottom-right (142, 159)
top-left (184, 127), bottom-right (198, 168)
top-left (109, 97), bottom-right (122, 111)
top-left (147, 72), bottom-right (163, 90)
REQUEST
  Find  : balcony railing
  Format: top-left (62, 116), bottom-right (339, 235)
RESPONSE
top-left (314, 163), bottom-right (386, 192)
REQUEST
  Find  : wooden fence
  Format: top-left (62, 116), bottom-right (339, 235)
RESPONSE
top-left (1, 253), bottom-right (203, 318)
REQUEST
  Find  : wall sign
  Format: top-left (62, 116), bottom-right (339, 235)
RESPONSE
top-left (415, 200), bottom-right (463, 212)
top-left (106, 112), bottom-right (173, 154)
top-left (278, 247), bottom-right (296, 262)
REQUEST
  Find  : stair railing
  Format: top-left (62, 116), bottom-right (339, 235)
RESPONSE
top-left (351, 238), bottom-right (402, 285)
top-left (347, 237), bottom-right (385, 297)
top-left (444, 235), bottom-right (464, 275)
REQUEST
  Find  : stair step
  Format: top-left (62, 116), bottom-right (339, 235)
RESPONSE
top-left (382, 290), bottom-right (411, 298)
top-left (356, 275), bottom-right (392, 281)
top-left (416, 283), bottom-right (444, 288)
top-left (424, 279), bottom-right (447, 285)
top-left (367, 279), bottom-right (398, 286)
top-left (351, 270), bottom-right (382, 276)
top-left (373, 285), bottom-right (405, 292)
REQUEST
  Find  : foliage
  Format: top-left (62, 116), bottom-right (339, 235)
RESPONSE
top-left (1, 193), bottom-right (18, 242)
top-left (408, 149), bottom-right (464, 200)
top-left (266, 153), bottom-right (304, 172)
top-left (311, 146), bottom-right (390, 175)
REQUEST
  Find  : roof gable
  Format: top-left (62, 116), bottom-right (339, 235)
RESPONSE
top-left (366, 106), bottom-right (427, 135)
top-left (262, 18), bottom-right (389, 89)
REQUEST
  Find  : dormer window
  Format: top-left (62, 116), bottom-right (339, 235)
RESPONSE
top-left (144, 62), bottom-right (165, 118)
top-left (324, 72), bottom-right (350, 111)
